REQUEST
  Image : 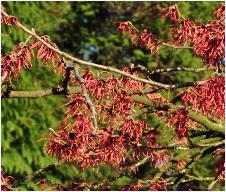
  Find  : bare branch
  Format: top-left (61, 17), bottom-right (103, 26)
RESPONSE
top-left (161, 42), bottom-right (192, 49)
top-left (130, 81), bottom-right (201, 95)
top-left (185, 174), bottom-right (215, 182)
top-left (2, 86), bottom-right (81, 98)
top-left (131, 64), bottom-right (214, 76)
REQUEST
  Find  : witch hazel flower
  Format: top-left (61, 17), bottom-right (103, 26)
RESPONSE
top-left (161, 4), bottom-right (180, 22)
top-left (117, 21), bottom-right (139, 44)
top-left (31, 35), bottom-right (66, 75)
top-left (1, 43), bottom-right (34, 80)
top-left (140, 29), bottom-right (159, 53)
top-left (167, 4), bottom-right (225, 71)
top-left (1, 7), bottom-right (19, 27)
top-left (213, 3), bottom-right (225, 21)
top-left (171, 19), bottom-right (196, 44)
top-left (181, 75), bottom-right (225, 119)
top-left (192, 20), bottom-right (224, 70)
top-left (167, 108), bottom-right (189, 138)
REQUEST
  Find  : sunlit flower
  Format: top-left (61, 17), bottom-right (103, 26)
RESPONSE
top-left (161, 4), bottom-right (180, 22)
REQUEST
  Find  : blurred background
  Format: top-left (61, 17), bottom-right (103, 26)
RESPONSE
top-left (1, 1), bottom-right (222, 190)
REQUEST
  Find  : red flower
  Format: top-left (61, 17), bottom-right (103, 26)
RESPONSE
top-left (149, 179), bottom-right (168, 191)
top-left (140, 29), bottom-right (159, 53)
top-left (171, 19), bottom-right (196, 44)
top-left (121, 76), bottom-right (144, 91)
top-left (97, 130), bottom-right (127, 166)
top-left (32, 36), bottom-right (66, 75)
top-left (117, 22), bottom-right (129, 32)
top-left (213, 3), bottom-right (225, 21)
top-left (120, 119), bottom-right (147, 143)
top-left (176, 159), bottom-right (186, 170)
top-left (65, 93), bottom-right (89, 122)
top-left (167, 4), bottom-right (225, 71)
top-left (181, 76), bottom-right (225, 119)
top-left (108, 92), bottom-right (133, 117)
top-left (167, 108), bottom-right (189, 138)
top-left (82, 69), bottom-right (108, 99)
top-left (117, 22), bottom-right (139, 44)
top-left (161, 5), bottom-right (180, 22)
top-left (192, 20), bottom-right (224, 70)
top-left (1, 44), bottom-right (33, 80)
top-left (105, 76), bottom-right (119, 93)
top-left (1, 10), bottom-right (19, 27)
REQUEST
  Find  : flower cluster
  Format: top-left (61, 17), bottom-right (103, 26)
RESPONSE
top-left (166, 4), bottom-right (225, 71)
top-left (192, 20), bottom-right (225, 71)
top-left (117, 22), bottom-right (139, 44)
top-left (1, 44), bottom-right (34, 80)
top-left (117, 22), bottom-right (159, 53)
top-left (2, 4), bottom-right (225, 190)
top-left (213, 3), bottom-right (225, 21)
top-left (182, 75), bottom-right (225, 119)
top-left (1, 8), bottom-right (19, 27)
top-left (47, 68), bottom-right (170, 170)
top-left (1, 35), bottom-right (66, 82)
top-left (117, 4), bottom-right (225, 71)
top-left (161, 4), bottom-right (180, 22)
top-left (31, 36), bottom-right (66, 75)
top-left (2, 9), bottom-right (66, 81)
top-left (167, 75), bottom-right (224, 139)
top-left (140, 30), bottom-right (159, 53)
top-left (170, 19), bottom-right (195, 44)
top-left (167, 108), bottom-right (189, 138)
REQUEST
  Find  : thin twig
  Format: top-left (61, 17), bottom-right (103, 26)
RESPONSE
top-left (186, 174), bottom-right (215, 181)
top-left (208, 178), bottom-right (218, 190)
top-left (146, 145), bottom-right (190, 150)
top-left (131, 64), bottom-right (213, 76)
top-left (161, 42), bottom-right (192, 49)
top-left (11, 163), bottom-right (62, 188)
top-left (73, 63), bottom-right (98, 131)
top-left (1, 86), bottom-right (81, 98)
